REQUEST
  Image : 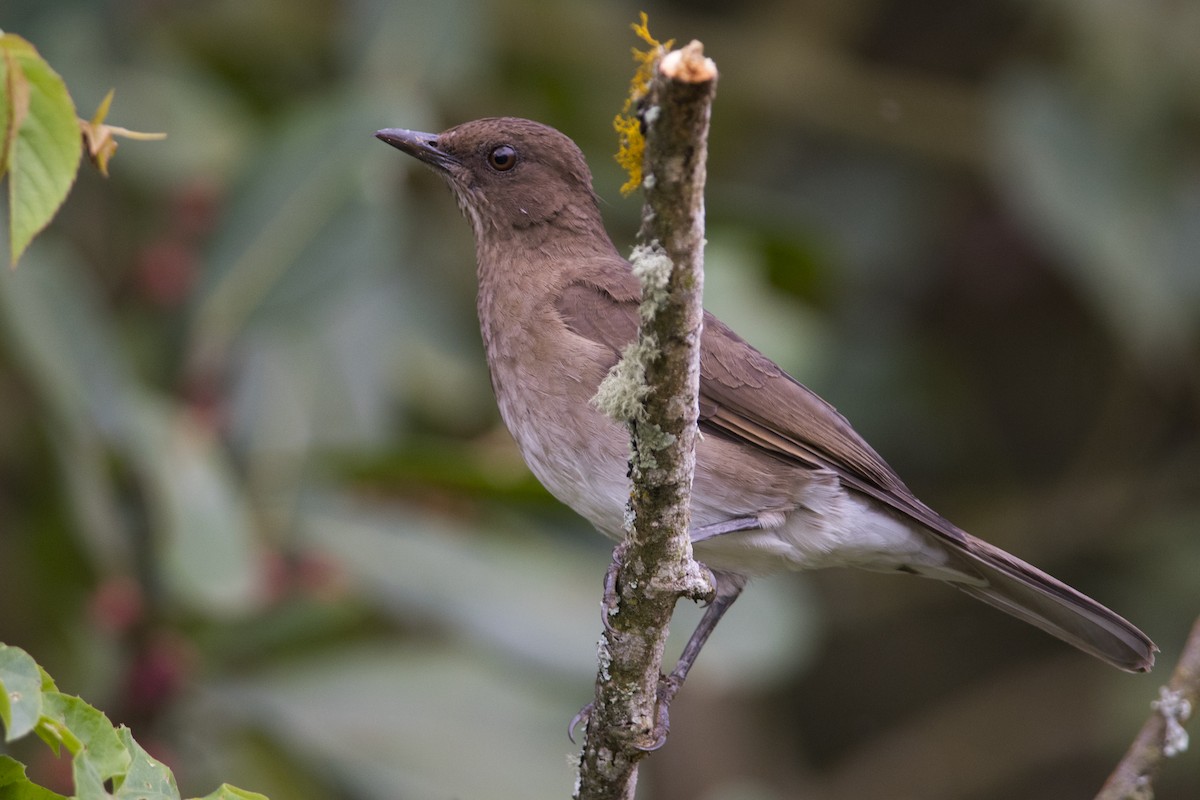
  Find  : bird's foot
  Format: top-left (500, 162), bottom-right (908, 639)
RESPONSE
top-left (567, 681), bottom-right (676, 752)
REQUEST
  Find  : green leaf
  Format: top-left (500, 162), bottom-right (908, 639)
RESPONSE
top-left (0, 755), bottom-right (22, 786)
top-left (0, 33), bottom-right (81, 265)
top-left (112, 727), bottom-right (180, 800)
top-left (0, 644), bottom-right (44, 742)
top-left (36, 666), bottom-right (57, 693)
top-left (38, 693), bottom-right (130, 799)
top-left (0, 651), bottom-right (266, 800)
top-left (0, 755), bottom-right (69, 800)
top-left (0, 51), bottom-right (12, 177)
top-left (188, 785), bottom-right (271, 800)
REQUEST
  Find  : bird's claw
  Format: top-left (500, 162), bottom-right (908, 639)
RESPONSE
top-left (633, 675), bottom-right (679, 751)
top-left (570, 674), bottom-right (680, 751)
top-left (633, 706), bottom-right (670, 751)
top-left (600, 560), bottom-right (620, 633)
top-left (568, 702), bottom-right (593, 744)
top-left (570, 698), bottom-right (670, 751)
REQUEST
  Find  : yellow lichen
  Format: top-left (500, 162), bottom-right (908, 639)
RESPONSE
top-left (613, 12), bottom-right (673, 196)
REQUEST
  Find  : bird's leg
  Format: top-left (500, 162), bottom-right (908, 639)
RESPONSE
top-left (692, 516), bottom-right (763, 542)
top-left (574, 518), bottom-right (758, 747)
top-left (631, 517), bottom-right (759, 750)
top-left (573, 577), bottom-right (744, 747)
top-left (596, 515), bottom-right (758, 636)
top-left (637, 581), bottom-right (743, 751)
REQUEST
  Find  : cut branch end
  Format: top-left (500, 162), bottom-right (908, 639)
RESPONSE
top-left (659, 41), bottom-right (717, 84)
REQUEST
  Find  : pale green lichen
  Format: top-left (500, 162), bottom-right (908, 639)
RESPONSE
top-left (634, 423), bottom-right (676, 462)
top-left (597, 635), bottom-right (613, 682)
top-left (630, 242), bottom-right (672, 322)
top-left (593, 242), bottom-right (679, 470)
top-left (622, 505), bottom-right (637, 533)
top-left (1153, 686), bottom-right (1192, 757)
top-left (592, 339), bottom-right (653, 423)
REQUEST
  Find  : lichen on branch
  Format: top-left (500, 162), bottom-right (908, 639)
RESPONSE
top-left (613, 13), bottom-right (673, 196)
top-left (576, 18), bottom-right (718, 800)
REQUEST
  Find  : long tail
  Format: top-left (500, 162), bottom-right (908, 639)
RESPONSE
top-left (946, 534), bottom-right (1156, 672)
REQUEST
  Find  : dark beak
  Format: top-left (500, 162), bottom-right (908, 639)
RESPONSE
top-left (375, 128), bottom-right (457, 171)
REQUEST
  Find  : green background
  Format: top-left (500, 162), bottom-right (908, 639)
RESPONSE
top-left (2, 1), bottom-right (1197, 798)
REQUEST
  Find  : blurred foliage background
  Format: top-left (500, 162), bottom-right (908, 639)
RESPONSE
top-left (1, 1), bottom-right (1198, 798)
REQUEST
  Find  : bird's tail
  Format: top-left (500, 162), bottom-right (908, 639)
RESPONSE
top-left (947, 534), bottom-right (1156, 673)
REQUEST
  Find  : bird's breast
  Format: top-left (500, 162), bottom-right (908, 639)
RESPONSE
top-left (478, 281), bottom-right (631, 536)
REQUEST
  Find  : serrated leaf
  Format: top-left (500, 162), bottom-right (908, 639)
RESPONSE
top-left (188, 785), bottom-right (271, 800)
top-left (39, 692), bottom-right (131, 799)
top-left (0, 644), bottom-right (44, 742)
top-left (0, 50), bottom-right (15, 176)
top-left (0, 754), bottom-right (69, 800)
top-left (112, 727), bottom-right (181, 800)
top-left (37, 665), bottom-right (58, 693)
top-left (0, 33), bottom-right (81, 264)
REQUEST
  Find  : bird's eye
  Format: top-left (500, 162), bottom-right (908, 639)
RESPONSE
top-left (488, 145), bottom-right (517, 171)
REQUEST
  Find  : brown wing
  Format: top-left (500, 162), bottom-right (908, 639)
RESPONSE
top-left (554, 260), bottom-right (1155, 672)
top-left (695, 313), bottom-right (968, 544)
top-left (554, 259), bottom-right (965, 545)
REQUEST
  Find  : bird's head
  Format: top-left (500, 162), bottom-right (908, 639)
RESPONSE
top-left (376, 117), bottom-right (603, 241)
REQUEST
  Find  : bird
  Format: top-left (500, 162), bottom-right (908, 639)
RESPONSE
top-left (375, 116), bottom-right (1156, 689)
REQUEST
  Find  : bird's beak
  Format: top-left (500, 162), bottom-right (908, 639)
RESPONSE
top-left (375, 128), bottom-right (458, 171)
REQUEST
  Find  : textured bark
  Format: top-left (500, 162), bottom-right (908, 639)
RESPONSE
top-left (1096, 616), bottom-right (1200, 800)
top-left (575, 41), bottom-right (718, 800)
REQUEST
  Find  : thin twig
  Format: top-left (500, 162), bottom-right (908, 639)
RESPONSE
top-left (574, 40), bottom-right (719, 800)
top-left (1096, 615), bottom-right (1200, 800)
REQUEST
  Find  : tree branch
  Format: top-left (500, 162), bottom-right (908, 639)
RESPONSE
top-left (575, 40), bottom-right (718, 800)
top-left (1096, 615), bottom-right (1200, 800)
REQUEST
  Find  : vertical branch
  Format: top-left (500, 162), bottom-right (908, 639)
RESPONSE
top-left (1096, 616), bottom-right (1200, 800)
top-left (575, 40), bottom-right (718, 800)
